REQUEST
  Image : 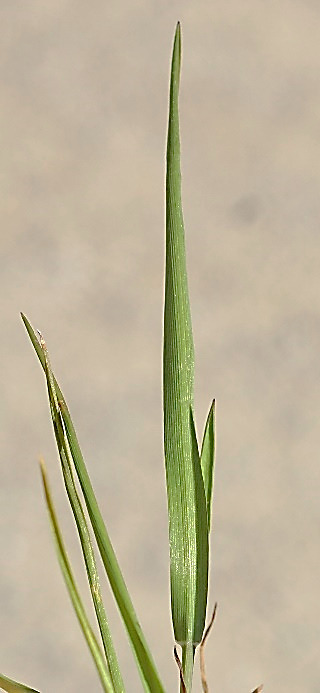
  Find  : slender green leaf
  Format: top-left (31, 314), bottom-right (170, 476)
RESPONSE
top-left (163, 21), bottom-right (209, 678)
top-left (21, 313), bottom-right (165, 693)
top-left (39, 334), bottom-right (124, 692)
top-left (0, 674), bottom-right (40, 693)
top-left (200, 401), bottom-right (215, 530)
top-left (40, 460), bottom-right (114, 693)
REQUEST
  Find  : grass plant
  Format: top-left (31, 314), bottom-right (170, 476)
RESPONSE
top-left (1, 22), bottom-right (261, 693)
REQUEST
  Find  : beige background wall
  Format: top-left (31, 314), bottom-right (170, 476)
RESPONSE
top-left (1, 2), bottom-right (320, 691)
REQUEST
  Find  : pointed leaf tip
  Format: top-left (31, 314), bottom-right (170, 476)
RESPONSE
top-left (200, 400), bottom-right (216, 530)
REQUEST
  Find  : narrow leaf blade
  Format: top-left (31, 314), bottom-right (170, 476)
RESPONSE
top-left (163, 21), bottom-right (209, 657)
top-left (200, 401), bottom-right (215, 531)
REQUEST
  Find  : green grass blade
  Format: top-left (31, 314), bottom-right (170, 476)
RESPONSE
top-left (40, 460), bottom-right (115, 693)
top-left (163, 21), bottom-right (209, 680)
top-left (0, 674), bottom-right (40, 693)
top-left (21, 313), bottom-right (165, 693)
top-left (39, 335), bottom-right (124, 693)
top-left (200, 401), bottom-right (215, 531)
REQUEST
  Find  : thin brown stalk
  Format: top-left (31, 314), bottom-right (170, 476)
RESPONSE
top-left (173, 647), bottom-right (187, 693)
top-left (200, 603), bottom-right (217, 692)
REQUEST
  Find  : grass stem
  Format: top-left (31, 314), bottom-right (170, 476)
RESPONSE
top-left (181, 643), bottom-right (195, 692)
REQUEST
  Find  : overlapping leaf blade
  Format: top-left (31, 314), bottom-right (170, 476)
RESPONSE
top-left (40, 460), bottom-right (115, 693)
top-left (39, 335), bottom-right (123, 692)
top-left (21, 313), bottom-right (165, 693)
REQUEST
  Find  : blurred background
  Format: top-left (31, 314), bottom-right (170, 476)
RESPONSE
top-left (1, 1), bottom-right (320, 691)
